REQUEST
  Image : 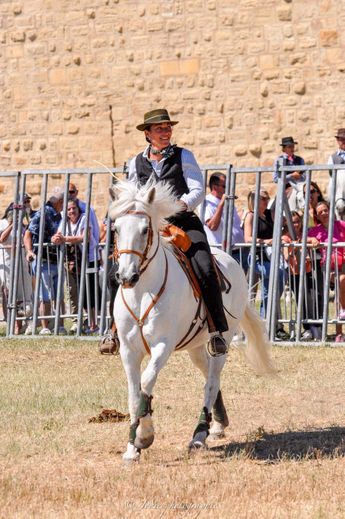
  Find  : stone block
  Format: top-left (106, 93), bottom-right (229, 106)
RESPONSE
top-left (160, 58), bottom-right (199, 76)
top-left (320, 29), bottom-right (338, 47)
top-left (259, 54), bottom-right (275, 70)
top-left (292, 81), bottom-right (306, 94)
top-left (5, 45), bottom-right (23, 58)
top-left (277, 6), bottom-right (292, 21)
top-left (10, 30), bottom-right (25, 42)
top-left (326, 48), bottom-right (343, 64)
top-left (234, 145), bottom-right (247, 157)
top-left (49, 68), bottom-right (67, 85)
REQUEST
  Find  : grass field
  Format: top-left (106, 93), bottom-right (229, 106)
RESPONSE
top-left (1, 338), bottom-right (345, 518)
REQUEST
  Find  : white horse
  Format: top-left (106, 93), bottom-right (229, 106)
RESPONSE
top-left (109, 180), bottom-right (274, 462)
top-left (328, 171), bottom-right (345, 220)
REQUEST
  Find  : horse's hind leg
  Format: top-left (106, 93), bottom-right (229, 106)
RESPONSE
top-left (209, 389), bottom-right (229, 440)
top-left (188, 347), bottom-right (228, 449)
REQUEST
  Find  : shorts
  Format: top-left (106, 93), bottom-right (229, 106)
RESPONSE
top-left (32, 261), bottom-right (61, 303)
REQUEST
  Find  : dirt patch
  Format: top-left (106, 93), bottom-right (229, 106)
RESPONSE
top-left (88, 408), bottom-right (130, 423)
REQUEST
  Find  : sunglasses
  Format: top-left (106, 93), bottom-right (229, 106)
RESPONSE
top-left (310, 189), bottom-right (317, 194)
top-left (69, 190), bottom-right (76, 194)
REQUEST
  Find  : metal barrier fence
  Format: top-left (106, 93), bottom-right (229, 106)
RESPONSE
top-left (1, 163), bottom-right (344, 342)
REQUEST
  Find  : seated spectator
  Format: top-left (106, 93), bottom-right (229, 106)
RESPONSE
top-left (23, 187), bottom-right (66, 335)
top-left (0, 203), bottom-right (33, 334)
top-left (203, 172), bottom-right (248, 271)
top-left (243, 189), bottom-right (288, 340)
top-left (308, 201), bottom-right (345, 342)
top-left (52, 198), bottom-right (99, 334)
top-left (282, 211), bottom-right (319, 340)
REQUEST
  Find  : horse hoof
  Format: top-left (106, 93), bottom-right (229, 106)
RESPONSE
top-left (122, 443), bottom-right (140, 462)
top-left (208, 431), bottom-right (225, 441)
top-left (188, 439), bottom-right (207, 451)
top-left (134, 434), bottom-right (154, 450)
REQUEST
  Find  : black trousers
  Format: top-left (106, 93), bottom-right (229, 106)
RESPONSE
top-left (169, 212), bottom-right (228, 333)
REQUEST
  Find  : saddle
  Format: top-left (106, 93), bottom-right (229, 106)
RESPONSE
top-left (162, 224), bottom-right (231, 299)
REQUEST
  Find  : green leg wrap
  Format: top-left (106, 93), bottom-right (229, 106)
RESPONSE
top-left (129, 420), bottom-right (139, 445)
top-left (138, 391), bottom-right (153, 418)
top-left (213, 390), bottom-right (229, 427)
top-left (192, 406), bottom-right (212, 438)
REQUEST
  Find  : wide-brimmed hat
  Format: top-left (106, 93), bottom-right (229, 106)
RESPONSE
top-left (280, 136), bottom-right (298, 147)
top-left (136, 109), bottom-right (179, 131)
top-left (23, 193), bottom-right (31, 201)
top-left (335, 128), bottom-right (345, 139)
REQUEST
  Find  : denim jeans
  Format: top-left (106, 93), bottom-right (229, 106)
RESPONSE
top-left (253, 258), bottom-right (284, 318)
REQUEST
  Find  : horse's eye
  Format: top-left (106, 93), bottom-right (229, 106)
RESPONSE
top-left (142, 227), bottom-right (148, 235)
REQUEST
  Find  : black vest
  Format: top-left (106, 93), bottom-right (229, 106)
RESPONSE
top-left (329, 152), bottom-right (345, 176)
top-left (332, 152), bottom-right (345, 165)
top-left (135, 147), bottom-right (189, 199)
top-left (286, 154), bottom-right (304, 166)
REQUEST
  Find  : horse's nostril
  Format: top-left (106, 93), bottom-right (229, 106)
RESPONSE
top-left (115, 272), bottom-right (121, 283)
top-left (130, 273), bottom-right (140, 285)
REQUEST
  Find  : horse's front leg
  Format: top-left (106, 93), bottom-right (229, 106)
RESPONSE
top-left (120, 347), bottom-right (144, 462)
top-left (189, 350), bottom-right (227, 450)
top-left (134, 341), bottom-right (172, 450)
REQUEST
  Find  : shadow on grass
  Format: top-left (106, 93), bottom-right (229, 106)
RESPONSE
top-left (211, 426), bottom-right (345, 462)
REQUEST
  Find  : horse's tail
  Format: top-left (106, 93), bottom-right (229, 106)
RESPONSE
top-left (239, 303), bottom-right (276, 375)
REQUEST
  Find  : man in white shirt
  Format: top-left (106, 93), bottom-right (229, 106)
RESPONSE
top-left (203, 172), bottom-right (247, 272)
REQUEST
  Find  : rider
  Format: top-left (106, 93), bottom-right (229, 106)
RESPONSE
top-left (128, 108), bottom-right (229, 356)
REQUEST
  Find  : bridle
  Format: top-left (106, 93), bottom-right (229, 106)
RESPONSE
top-left (113, 210), bottom-right (159, 275)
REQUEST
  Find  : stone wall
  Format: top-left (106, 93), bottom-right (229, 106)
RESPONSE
top-left (0, 0), bottom-right (343, 212)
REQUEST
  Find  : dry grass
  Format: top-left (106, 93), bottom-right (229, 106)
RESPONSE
top-left (1, 339), bottom-right (345, 518)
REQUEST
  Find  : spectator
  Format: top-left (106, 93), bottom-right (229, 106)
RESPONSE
top-left (274, 136), bottom-right (306, 210)
top-left (282, 211), bottom-right (319, 340)
top-left (98, 214), bottom-right (120, 352)
top-left (52, 199), bottom-right (84, 334)
top-left (308, 201), bottom-right (345, 342)
top-left (53, 198), bottom-right (100, 334)
top-left (302, 181), bottom-right (325, 226)
top-left (0, 203), bottom-right (32, 334)
top-left (244, 188), bottom-right (288, 340)
top-left (68, 182), bottom-right (100, 257)
top-left (203, 172), bottom-right (248, 271)
top-left (23, 186), bottom-right (66, 335)
top-left (327, 128), bottom-right (345, 173)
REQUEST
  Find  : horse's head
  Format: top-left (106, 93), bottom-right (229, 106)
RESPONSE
top-left (109, 180), bottom-right (181, 287)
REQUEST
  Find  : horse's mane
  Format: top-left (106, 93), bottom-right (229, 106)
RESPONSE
top-left (109, 180), bottom-right (183, 228)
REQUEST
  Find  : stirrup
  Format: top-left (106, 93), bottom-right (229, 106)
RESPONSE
top-left (207, 333), bottom-right (229, 357)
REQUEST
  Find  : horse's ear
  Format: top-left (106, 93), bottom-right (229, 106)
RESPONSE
top-left (109, 187), bottom-right (117, 201)
top-left (146, 187), bottom-right (156, 205)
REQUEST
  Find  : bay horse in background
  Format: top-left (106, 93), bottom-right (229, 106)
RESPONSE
top-left (109, 180), bottom-right (275, 462)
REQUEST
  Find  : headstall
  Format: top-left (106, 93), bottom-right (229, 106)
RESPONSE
top-left (113, 210), bottom-right (159, 274)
